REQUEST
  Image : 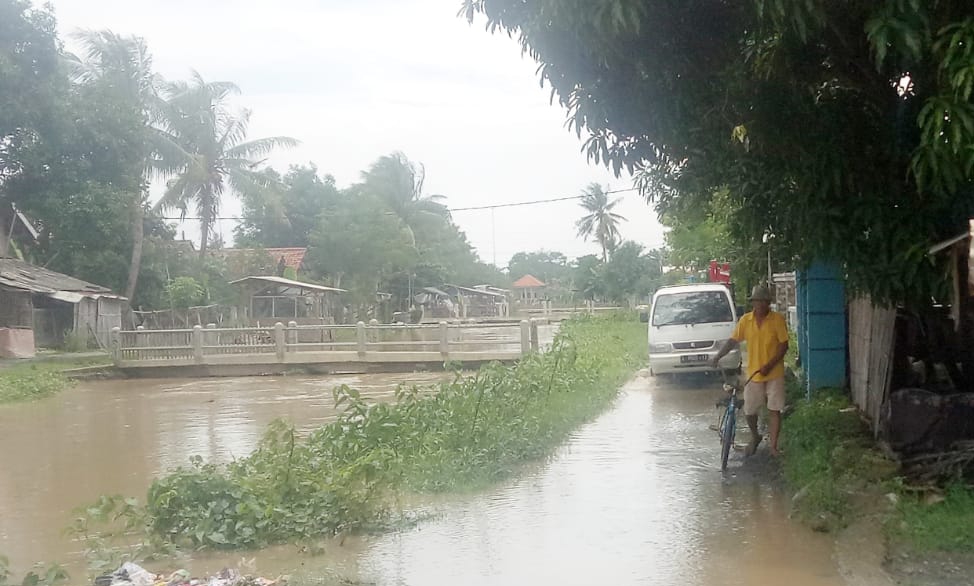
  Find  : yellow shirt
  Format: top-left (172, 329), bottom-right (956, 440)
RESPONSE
top-left (731, 311), bottom-right (789, 382)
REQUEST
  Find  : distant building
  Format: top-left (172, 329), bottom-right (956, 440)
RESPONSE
top-left (512, 274), bottom-right (546, 303)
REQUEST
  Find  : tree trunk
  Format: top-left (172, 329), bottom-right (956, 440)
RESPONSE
top-left (199, 215), bottom-right (210, 259)
top-left (124, 200), bottom-right (145, 301)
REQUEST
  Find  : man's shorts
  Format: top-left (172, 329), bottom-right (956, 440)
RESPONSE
top-left (743, 377), bottom-right (786, 416)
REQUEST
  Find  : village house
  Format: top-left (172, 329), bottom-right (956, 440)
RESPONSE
top-left (512, 274), bottom-right (546, 304)
top-left (0, 258), bottom-right (126, 357)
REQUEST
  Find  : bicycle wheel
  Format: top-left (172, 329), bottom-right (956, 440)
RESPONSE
top-left (720, 407), bottom-right (735, 471)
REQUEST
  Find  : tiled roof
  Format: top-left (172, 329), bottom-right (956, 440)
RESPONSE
top-left (219, 247), bottom-right (307, 271)
top-left (512, 274), bottom-right (546, 288)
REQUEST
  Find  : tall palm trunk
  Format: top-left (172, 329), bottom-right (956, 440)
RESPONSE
top-left (124, 197), bottom-right (144, 301)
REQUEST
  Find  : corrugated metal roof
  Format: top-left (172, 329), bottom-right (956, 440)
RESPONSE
top-left (228, 275), bottom-right (346, 293)
top-left (0, 258), bottom-right (123, 300)
top-left (219, 247), bottom-right (307, 271)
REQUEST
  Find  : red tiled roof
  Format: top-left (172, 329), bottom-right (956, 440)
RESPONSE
top-left (219, 247), bottom-right (307, 271)
top-left (512, 274), bottom-right (546, 288)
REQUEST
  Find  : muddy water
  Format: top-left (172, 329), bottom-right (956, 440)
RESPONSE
top-left (0, 369), bottom-right (845, 585)
top-left (0, 372), bottom-right (454, 575)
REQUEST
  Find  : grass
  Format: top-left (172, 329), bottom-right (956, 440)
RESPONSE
top-left (891, 483), bottom-right (974, 552)
top-left (81, 316), bottom-right (646, 552)
top-left (0, 357), bottom-right (109, 404)
top-left (781, 389), bottom-right (896, 531)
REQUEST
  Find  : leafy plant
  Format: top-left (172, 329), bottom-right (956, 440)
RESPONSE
top-left (61, 329), bottom-right (89, 353)
top-left (0, 555), bottom-right (69, 586)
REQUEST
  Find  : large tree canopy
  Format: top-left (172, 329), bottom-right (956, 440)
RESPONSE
top-left (463, 0), bottom-right (974, 304)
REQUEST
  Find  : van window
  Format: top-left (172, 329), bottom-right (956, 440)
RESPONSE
top-left (652, 291), bottom-right (734, 326)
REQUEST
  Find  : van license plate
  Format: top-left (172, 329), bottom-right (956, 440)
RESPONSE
top-left (680, 354), bottom-right (709, 364)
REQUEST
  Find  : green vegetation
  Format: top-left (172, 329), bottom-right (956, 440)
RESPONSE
top-left (0, 365), bottom-right (71, 404)
top-left (103, 317), bottom-right (646, 550)
top-left (781, 392), bottom-right (895, 531)
top-left (892, 484), bottom-right (974, 552)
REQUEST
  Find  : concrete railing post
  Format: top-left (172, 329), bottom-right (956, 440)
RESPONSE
top-left (192, 325), bottom-right (203, 364)
top-left (439, 321), bottom-right (449, 355)
top-left (274, 322), bottom-right (286, 362)
top-left (110, 327), bottom-right (121, 365)
top-left (530, 318), bottom-right (540, 352)
top-left (288, 321), bottom-right (298, 347)
top-left (205, 323), bottom-right (216, 352)
top-left (356, 321), bottom-right (367, 356)
top-left (520, 319), bottom-right (530, 356)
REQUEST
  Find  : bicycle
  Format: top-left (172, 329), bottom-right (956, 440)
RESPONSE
top-left (715, 370), bottom-right (759, 471)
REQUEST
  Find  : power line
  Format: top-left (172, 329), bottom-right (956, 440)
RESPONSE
top-left (155, 187), bottom-right (641, 221)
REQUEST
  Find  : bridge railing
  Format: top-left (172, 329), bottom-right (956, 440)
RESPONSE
top-left (111, 320), bottom-right (542, 365)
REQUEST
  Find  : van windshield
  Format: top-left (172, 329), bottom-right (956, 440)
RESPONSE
top-left (652, 291), bottom-right (734, 326)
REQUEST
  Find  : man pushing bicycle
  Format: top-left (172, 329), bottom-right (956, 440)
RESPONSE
top-left (711, 284), bottom-right (789, 457)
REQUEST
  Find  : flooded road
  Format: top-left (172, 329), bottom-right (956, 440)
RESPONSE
top-left (353, 373), bottom-right (844, 586)
top-left (0, 370), bottom-right (846, 585)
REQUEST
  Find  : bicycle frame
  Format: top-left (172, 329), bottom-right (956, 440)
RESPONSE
top-left (717, 370), bottom-right (759, 471)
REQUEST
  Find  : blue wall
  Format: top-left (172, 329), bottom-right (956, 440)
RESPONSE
top-left (796, 263), bottom-right (847, 395)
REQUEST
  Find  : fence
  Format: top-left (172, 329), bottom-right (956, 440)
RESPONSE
top-left (112, 320), bottom-right (543, 368)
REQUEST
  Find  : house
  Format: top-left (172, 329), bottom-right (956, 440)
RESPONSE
top-left (229, 275), bottom-right (345, 326)
top-left (512, 274), bottom-right (546, 303)
top-left (0, 258), bottom-right (126, 357)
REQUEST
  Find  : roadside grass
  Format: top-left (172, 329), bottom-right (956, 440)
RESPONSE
top-left (781, 390), bottom-right (896, 531)
top-left (890, 483), bottom-right (974, 552)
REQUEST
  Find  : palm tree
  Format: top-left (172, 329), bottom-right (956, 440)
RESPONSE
top-left (360, 152), bottom-right (449, 244)
top-left (70, 30), bottom-right (172, 301)
top-left (154, 74), bottom-right (298, 257)
top-left (575, 183), bottom-right (626, 261)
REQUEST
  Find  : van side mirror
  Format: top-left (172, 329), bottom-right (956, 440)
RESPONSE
top-left (736, 305), bottom-right (745, 317)
top-left (639, 311), bottom-right (649, 323)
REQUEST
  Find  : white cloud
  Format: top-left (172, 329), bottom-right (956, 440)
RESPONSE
top-left (49, 0), bottom-right (667, 266)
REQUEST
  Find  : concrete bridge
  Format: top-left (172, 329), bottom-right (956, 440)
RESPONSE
top-left (110, 320), bottom-right (552, 377)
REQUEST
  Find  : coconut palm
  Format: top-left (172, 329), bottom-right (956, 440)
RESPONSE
top-left (70, 30), bottom-right (176, 301)
top-left (154, 73), bottom-right (298, 257)
top-left (360, 152), bottom-right (449, 244)
top-left (575, 183), bottom-right (626, 261)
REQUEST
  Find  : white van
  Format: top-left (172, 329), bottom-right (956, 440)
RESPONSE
top-left (648, 283), bottom-right (742, 375)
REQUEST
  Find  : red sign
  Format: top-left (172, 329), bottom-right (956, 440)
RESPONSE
top-left (709, 261), bottom-right (731, 284)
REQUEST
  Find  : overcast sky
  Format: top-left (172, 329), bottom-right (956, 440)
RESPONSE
top-left (48, 0), bottom-right (666, 267)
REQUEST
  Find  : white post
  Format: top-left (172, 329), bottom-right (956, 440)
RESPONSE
top-left (439, 321), bottom-right (449, 355)
top-left (288, 321), bottom-right (298, 346)
top-left (205, 323), bottom-right (216, 351)
top-left (192, 325), bottom-right (203, 363)
top-left (356, 321), bottom-right (367, 356)
top-left (530, 318), bottom-right (539, 352)
top-left (274, 322), bottom-right (286, 362)
top-left (520, 319), bottom-right (530, 356)
top-left (110, 327), bottom-right (121, 365)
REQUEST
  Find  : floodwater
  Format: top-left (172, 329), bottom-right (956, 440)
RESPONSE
top-left (0, 370), bottom-right (847, 585)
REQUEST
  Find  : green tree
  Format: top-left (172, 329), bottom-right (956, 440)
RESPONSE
top-left (575, 183), bottom-right (625, 261)
top-left (307, 192), bottom-right (416, 310)
top-left (463, 0), bottom-right (974, 304)
top-left (601, 241), bottom-right (660, 306)
top-left (360, 152), bottom-right (449, 244)
top-left (508, 250), bottom-right (570, 284)
top-left (572, 254), bottom-right (604, 301)
top-left (68, 30), bottom-right (177, 301)
top-left (235, 164), bottom-right (341, 248)
top-left (0, 0), bottom-right (61, 255)
top-left (155, 74), bottom-right (297, 258)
